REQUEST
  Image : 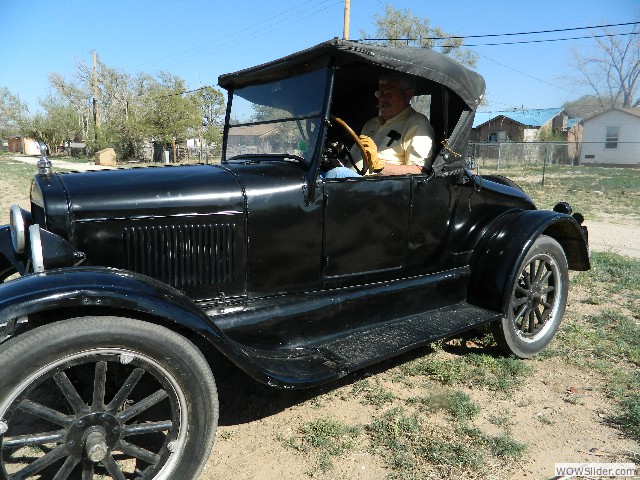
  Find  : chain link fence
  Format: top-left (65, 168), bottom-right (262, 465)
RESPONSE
top-left (139, 143), bottom-right (222, 164)
top-left (467, 142), bottom-right (581, 170)
top-left (465, 142), bottom-right (640, 222)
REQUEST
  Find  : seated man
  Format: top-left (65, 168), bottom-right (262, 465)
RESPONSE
top-left (326, 73), bottom-right (435, 178)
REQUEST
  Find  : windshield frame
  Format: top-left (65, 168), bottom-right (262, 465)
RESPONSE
top-left (221, 67), bottom-right (333, 168)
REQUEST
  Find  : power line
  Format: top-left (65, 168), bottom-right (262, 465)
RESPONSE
top-left (426, 21), bottom-right (639, 41)
top-left (449, 31), bottom-right (639, 48)
top-left (476, 51), bottom-right (579, 100)
top-left (363, 20), bottom-right (639, 47)
top-left (363, 29), bottom-right (638, 49)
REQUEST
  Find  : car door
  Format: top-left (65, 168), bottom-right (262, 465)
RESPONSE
top-left (322, 176), bottom-right (411, 278)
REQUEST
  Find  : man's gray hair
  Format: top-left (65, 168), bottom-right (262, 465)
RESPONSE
top-left (379, 73), bottom-right (416, 92)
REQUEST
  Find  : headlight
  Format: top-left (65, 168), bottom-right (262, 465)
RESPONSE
top-left (553, 202), bottom-right (573, 216)
top-left (28, 224), bottom-right (82, 272)
top-left (9, 205), bottom-right (31, 254)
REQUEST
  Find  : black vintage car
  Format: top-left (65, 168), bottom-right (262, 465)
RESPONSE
top-left (0, 39), bottom-right (589, 479)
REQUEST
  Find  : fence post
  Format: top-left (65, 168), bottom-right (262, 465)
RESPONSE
top-left (541, 144), bottom-right (548, 186)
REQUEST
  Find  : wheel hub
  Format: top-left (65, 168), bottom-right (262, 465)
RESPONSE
top-left (65, 412), bottom-right (122, 461)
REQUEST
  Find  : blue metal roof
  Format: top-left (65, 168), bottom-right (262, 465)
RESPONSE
top-left (566, 117), bottom-right (581, 128)
top-left (473, 107), bottom-right (565, 128)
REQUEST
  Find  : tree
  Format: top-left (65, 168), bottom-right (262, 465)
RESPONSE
top-left (563, 95), bottom-right (609, 120)
top-left (569, 22), bottom-right (640, 109)
top-left (10, 92), bottom-right (81, 155)
top-left (140, 73), bottom-right (202, 161)
top-left (196, 86), bottom-right (225, 147)
top-left (0, 87), bottom-right (28, 139)
top-left (73, 59), bottom-right (146, 156)
top-left (360, 3), bottom-right (478, 68)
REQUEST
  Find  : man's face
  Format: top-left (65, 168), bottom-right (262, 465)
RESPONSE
top-left (375, 78), bottom-right (412, 122)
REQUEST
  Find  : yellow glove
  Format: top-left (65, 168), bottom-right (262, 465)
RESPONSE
top-left (359, 135), bottom-right (384, 173)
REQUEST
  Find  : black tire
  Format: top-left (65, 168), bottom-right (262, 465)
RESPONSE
top-left (0, 316), bottom-right (218, 479)
top-left (491, 235), bottom-right (569, 358)
top-left (0, 267), bottom-right (18, 284)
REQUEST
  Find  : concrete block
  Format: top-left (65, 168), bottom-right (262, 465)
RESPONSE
top-left (95, 148), bottom-right (117, 166)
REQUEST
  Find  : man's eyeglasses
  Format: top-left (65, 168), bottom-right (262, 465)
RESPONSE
top-left (374, 88), bottom-right (406, 98)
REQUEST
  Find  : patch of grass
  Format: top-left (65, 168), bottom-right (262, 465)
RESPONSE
top-left (351, 378), bottom-right (396, 408)
top-left (614, 394), bottom-right (640, 441)
top-left (485, 432), bottom-right (527, 459)
top-left (488, 412), bottom-right (514, 429)
top-left (553, 309), bottom-right (640, 369)
top-left (367, 406), bottom-right (484, 477)
top-left (551, 254), bottom-right (639, 362)
top-left (366, 404), bottom-right (525, 479)
top-left (573, 252), bottom-right (640, 308)
top-left (280, 416), bottom-right (361, 476)
top-left (400, 352), bottom-right (531, 392)
top-left (412, 391), bottom-right (480, 422)
top-left (457, 423), bottom-right (526, 460)
top-left (609, 371), bottom-right (640, 442)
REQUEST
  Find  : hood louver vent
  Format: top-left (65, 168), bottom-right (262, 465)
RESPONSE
top-left (123, 224), bottom-right (235, 288)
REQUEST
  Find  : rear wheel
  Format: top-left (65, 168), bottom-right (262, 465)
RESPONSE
top-left (0, 316), bottom-right (218, 479)
top-left (492, 235), bottom-right (569, 358)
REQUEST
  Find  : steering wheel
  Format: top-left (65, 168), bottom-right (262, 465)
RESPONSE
top-left (327, 115), bottom-right (369, 176)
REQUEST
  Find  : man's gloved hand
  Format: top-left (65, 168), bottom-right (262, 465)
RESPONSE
top-left (359, 135), bottom-right (384, 173)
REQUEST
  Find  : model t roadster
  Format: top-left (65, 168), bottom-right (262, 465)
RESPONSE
top-left (0, 39), bottom-right (589, 479)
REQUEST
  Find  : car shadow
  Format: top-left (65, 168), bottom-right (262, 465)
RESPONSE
top-left (203, 329), bottom-right (506, 427)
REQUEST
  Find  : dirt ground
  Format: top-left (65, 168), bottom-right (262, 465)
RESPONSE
top-left (200, 280), bottom-right (640, 480)
top-left (203, 358), bottom-right (639, 480)
top-left (1, 156), bottom-right (639, 479)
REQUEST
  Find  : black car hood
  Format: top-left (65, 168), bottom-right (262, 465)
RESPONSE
top-left (51, 165), bottom-right (245, 222)
top-left (219, 38), bottom-right (485, 110)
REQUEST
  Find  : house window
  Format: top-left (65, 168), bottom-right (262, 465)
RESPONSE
top-left (605, 126), bottom-right (619, 149)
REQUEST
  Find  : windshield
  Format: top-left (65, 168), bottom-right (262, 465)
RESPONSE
top-left (226, 68), bottom-right (327, 164)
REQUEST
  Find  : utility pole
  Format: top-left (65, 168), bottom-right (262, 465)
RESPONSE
top-left (92, 50), bottom-right (100, 142)
top-left (343, 0), bottom-right (350, 40)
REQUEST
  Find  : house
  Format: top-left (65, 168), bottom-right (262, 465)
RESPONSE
top-left (7, 137), bottom-right (41, 156)
top-left (472, 107), bottom-right (570, 142)
top-left (580, 107), bottom-right (640, 167)
top-left (225, 123), bottom-right (283, 158)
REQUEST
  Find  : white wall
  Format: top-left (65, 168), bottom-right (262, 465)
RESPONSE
top-left (581, 110), bottom-right (640, 166)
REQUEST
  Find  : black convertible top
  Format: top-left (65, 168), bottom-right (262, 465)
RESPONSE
top-left (218, 38), bottom-right (485, 109)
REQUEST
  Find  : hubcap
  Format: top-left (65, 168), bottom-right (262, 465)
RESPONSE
top-left (66, 412), bottom-right (121, 460)
top-left (511, 254), bottom-right (560, 341)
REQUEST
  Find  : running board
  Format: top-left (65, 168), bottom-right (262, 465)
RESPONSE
top-left (318, 303), bottom-right (501, 371)
top-left (228, 302), bottom-right (501, 388)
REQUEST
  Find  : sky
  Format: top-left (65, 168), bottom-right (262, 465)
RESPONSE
top-left (1, 0), bottom-right (639, 117)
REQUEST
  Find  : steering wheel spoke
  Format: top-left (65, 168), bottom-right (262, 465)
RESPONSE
top-left (324, 115), bottom-right (368, 175)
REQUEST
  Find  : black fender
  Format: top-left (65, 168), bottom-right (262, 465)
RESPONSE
top-left (0, 266), bottom-right (272, 384)
top-left (467, 209), bottom-right (589, 313)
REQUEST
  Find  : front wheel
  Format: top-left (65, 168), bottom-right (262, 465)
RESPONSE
top-left (491, 235), bottom-right (569, 358)
top-left (0, 316), bottom-right (218, 479)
